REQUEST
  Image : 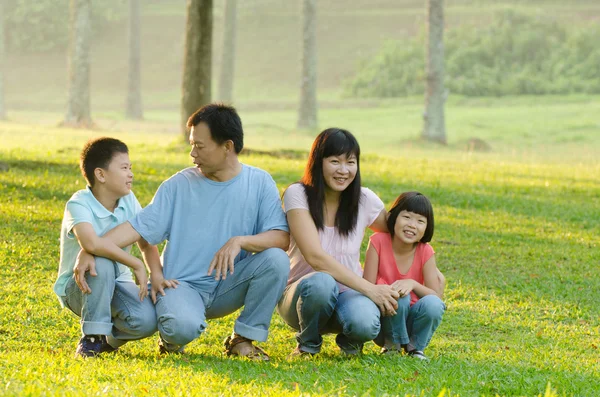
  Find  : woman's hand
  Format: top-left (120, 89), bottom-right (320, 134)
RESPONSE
top-left (365, 284), bottom-right (400, 316)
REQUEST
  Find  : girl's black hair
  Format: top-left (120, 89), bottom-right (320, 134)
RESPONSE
top-left (299, 128), bottom-right (362, 237)
top-left (387, 192), bottom-right (435, 243)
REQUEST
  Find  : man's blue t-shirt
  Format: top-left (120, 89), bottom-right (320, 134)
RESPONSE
top-left (129, 164), bottom-right (288, 297)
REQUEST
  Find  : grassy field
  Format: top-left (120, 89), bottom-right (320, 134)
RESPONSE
top-left (0, 101), bottom-right (599, 396)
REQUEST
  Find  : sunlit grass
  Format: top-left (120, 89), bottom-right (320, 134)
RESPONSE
top-left (0, 116), bottom-right (599, 396)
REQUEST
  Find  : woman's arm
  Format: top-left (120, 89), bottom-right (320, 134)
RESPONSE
top-left (368, 209), bottom-right (389, 233)
top-left (287, 208), bottom-right (399, 315)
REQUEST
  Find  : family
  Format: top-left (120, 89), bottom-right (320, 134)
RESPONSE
top-left (53, 103), bottom-right (446, 361)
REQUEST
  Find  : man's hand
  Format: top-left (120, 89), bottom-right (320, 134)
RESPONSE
top-left (73, 250), bottom-right (96, 294)
top-left (365, 284), bottom-right (400, 317)
top-left (150, 273), bottom-right (180, 304)
top-left (208, 237), bottom-right (242, 281)
top-left (391, 279), bottom-right (415, 298)
top-left (131, 263), bottom-right (149, 301)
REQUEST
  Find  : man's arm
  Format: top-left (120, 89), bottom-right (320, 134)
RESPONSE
top-left (207, 229), bottom-right (289, 281)
top-left (137, 237), bottom-right (179, 303)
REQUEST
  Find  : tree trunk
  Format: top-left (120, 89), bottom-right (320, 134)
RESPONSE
top-left (64, 0), bottom-right (92, 127)
top-left (126, 0), bottom-right (143, 119)
top-left (422, 0), bottom-right (446, 144)
top-left (0, 0), bottom-right (6, 120)
top-left (217, 0), bottom-right (237, 103)
top-left (297, 0), bottom-right (317, 130)
top-left (181, 0), bottom-right (212, 138)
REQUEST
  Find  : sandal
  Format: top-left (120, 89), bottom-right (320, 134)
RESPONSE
top-left (223, 334), bottom-right (270, 361)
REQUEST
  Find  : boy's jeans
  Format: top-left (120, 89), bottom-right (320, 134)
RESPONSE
top-left (376, 294), bottom-right (445, 352)
top-left (155, 248), bottom-right (290, 348)
top-left (277, 272), bottom-right (381, 354)
top-left (63, 256), bottom-right (157, 347)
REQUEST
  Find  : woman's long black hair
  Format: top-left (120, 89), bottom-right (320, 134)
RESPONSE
top-left (300, 128), bottom-right (362, 237)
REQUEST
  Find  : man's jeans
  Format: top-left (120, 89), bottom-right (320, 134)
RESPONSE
top-left (156, 248), bottom-right (290, 348)
top-left (277, 272), bottom-right (381, 354)
top-left (375, 294), bottom-right (445, 352)
top-left (63, 256), bottom-right (157, 348)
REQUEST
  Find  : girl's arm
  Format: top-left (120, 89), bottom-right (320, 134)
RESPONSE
top-left (402, 254), bottom-right (443, 299)
top-left (287, 208), bottom-right (399, 315)
top-left (362, 242), bottom-right (379, 284)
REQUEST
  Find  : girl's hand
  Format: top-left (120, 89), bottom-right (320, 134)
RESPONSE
top-left (391, 279), bottom-right (415, 298)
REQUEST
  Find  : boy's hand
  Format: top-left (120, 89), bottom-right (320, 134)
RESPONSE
top-left (132, 262), bottom-right (149, 301)
top-left (150, 273), bottom-right (180, 304)
top-left (391, 279), bottom-right (415, 298)
top-left (73, 250), bottom-right (96, 294)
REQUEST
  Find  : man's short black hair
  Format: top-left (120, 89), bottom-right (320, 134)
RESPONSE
top-left (80, 137), bottom-right (129, 187)
top-left (186, 103), bottom-right (244, 153)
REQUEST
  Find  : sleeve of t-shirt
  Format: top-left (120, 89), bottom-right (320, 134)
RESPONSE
top-left (64, 200), bottom-right (94, 239)
top-left (255, 172), bottom-right (289, 234)
top-left (362, 187), bottom-right (385, 226)
top-left (283, 183), bottom-right (309, 213)
top-left (421, 243), bottom-right (435, 264)
top-left (129, 179), bottom-right (174, 245)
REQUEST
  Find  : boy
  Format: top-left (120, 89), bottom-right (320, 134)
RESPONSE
top-left (53, 137), bottom-right (168, 357)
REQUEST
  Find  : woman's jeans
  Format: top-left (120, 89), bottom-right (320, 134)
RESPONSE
top-left (277, 272), bottom-right (381, 354)
top-left (375, 294), bottom-right (445, 352)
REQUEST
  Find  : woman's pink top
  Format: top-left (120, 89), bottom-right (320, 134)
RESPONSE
top-left (284, 183), bottom-right (384, 293)
top-left (369, 232), bottom-right (434, 305)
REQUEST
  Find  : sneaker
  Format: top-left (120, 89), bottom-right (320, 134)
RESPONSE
top-left (75, 335), bottom-right (117, 358)
top-left (158, 337), bottom-right (185, 355)
top-left (408, 350), bottom-right (428, 360)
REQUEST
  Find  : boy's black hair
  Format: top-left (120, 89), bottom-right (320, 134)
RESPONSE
top-left (299, 128), bottom-right (361, 237)
top-left (186, 103), bottom-right (244, 154)
top-left (387, 191), bottom-right (435, 243)
top-left (80, 137), bottom-right (129, 187)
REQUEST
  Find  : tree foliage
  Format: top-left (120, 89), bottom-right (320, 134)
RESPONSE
top-left (345, 11), bottom-right (600, 97)
top-left (4, 0), bottom-right (124, 52)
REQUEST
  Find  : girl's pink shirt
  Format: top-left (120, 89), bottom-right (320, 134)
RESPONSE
top-left (369, 232), bottom-right (434, 306)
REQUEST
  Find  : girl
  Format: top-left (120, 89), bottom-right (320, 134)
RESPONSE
top-left (363, 191), bottom-right (446, 360)
top-left (277, 128), bottom-right (400, 357)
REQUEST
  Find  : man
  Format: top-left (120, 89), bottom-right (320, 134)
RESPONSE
top-left (75, 104), bottom-right (290, 360)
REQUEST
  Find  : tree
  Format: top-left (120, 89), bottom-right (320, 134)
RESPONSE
top-left (217, 0), bottom-right (237, 103)
top-left (64, 0), bottom-right (92, 127)
top-left (297, 0), bottom-right (317, 130)
top-left (181, 0), bottom-right (212, 138)
top-left (126, 0), bottom-right (143, 119)
top-left (0, 0), bottom-right (6, 120)
top-left (422, 0), bottom-right (446, 144)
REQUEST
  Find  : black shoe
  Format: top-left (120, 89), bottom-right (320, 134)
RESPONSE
top-left (75, 335), bottom-right (117, 358)
top-left (407, 350), bottom-right (428, 360)
top-left (158, 337), bottom-right (185, 355)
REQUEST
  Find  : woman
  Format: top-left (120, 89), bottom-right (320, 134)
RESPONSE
top-left (277, 128), bottom-right (399, 357)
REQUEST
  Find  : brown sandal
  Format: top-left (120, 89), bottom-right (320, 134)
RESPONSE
top-left (224, 334), bottom-right (270, 361)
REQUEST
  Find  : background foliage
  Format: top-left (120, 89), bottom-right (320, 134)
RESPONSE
top-left (344, 11), bottom-right (600, 97)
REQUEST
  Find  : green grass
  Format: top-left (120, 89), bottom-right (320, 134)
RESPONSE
top-left (0, 104), bottom-right (599, 396)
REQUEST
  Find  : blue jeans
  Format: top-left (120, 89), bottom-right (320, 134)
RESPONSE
top-left (277, 272), bottom-right (381, 354)
top-left (63, 256), bottom-right (158, 348)
top-left (375, 294), bottom-right (445, 352)
top-left (156, 248), bottom-right (290, 348)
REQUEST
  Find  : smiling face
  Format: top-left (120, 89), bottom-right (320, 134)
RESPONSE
top-left (189, 122), bottom-right (228, 174)
top-left (99, 152), bottom-right (133, 197)
top-left (393, 210), bottom-right (428, 245)
top-left (322, 152), bottom-right (358, 193)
